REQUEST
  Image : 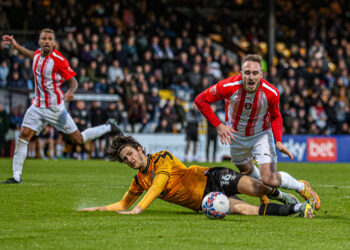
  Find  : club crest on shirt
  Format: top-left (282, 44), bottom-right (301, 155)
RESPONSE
top-left (209, 86), bottom-right (217, 96)
top-left (244, 103), bottom-right (253, 110)
top-left (244, 96), bottom-right (253, 110)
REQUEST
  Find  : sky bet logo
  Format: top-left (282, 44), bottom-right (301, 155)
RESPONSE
top-left (307, 138), bottom-right (337, 162)
top-left (281, 138), bottom-right (306, 161)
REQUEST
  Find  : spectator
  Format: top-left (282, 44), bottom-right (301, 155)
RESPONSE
top-left (184, 104), bottom-right (201, 162)
top-left (0, 104), bottom-right (9, 156)
top-left (61, 32), bottom-right (78, 57)
top-left (0, 60), bottom-right (9, 87)
top-left (206, 104), bottom-right (218, 162)
top-left (107, 60), bottom-right (124, 83)
top-left (89, 101), bottom-right (107, 158)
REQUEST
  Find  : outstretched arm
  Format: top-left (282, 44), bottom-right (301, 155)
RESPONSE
top-left (2, 35), bottom-right (34, 60)
top-left (117, 173), bottom-right (169, 215)
top-left (78, 178), bottom-right (144, 212)
top-left (78, 189), bottom-right (141, 212)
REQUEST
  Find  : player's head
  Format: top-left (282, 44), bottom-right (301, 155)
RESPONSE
top-left (107, 136), bottom-right (147, 169)
top-left (39, 28), bottom-right (56, 55)
top-left (241, 54), bottom-right (263, 93)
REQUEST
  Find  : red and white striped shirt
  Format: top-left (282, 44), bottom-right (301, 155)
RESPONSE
top-left (32, 49), bottom-right (76, 108)
top-left (195, 74), bottom-right (283, 142)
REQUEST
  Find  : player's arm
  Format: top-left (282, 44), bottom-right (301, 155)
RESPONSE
top-left (78, 178), bottom-right (144, 212)
top-left (117, 173), bottom-right (169, 215)
top-left (195, 83), bottom-right (236, 145)
top-left (64, 76), bottom-right (78, 103)
top-left (2, 35), bottom-right (34, 60)
top-left (78, 191), bottom-right (140, 212)
top-left (268, 94), bottom-right (294, 160)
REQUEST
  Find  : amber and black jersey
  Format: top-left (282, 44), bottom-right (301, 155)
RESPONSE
top-left (106, 151), bottom-right (210, 212)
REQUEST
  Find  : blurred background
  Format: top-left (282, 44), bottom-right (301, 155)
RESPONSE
top-left (0, 0), bottom-right (349, 162)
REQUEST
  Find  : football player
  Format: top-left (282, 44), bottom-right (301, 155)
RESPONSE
top-left (79, 135), bottom-right (316, 218)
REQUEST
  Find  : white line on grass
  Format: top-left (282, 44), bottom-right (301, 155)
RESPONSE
top-left (25, 183), bottom-right (126, 188)
top-left (314, 184), bottom-right (350, 189)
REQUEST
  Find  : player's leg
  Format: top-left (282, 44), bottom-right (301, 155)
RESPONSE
top-left (237, 175), bottom-right (299, 204)
top-left (2, 105), bottom-right (46, 183)
top-left (228, 197), bottom-right (315, 217)
top-left (46, 106), bottom-right (121, 145)
top-left (230, 136), bottom-right (261, 180)
top-left (254, 130), bottom-right (321, 209)
top-left (2, 126), bottom-right (36, 183)
top-left (68, 119), bottom-right (121, 145)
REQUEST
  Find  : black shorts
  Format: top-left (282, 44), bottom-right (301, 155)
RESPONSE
top-left (186, 125), bottom-right (198, 141)
top-left (202, 167), bottom-right (244, 199)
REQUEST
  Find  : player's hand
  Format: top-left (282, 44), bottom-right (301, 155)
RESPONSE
top-left (64, 89), bottom-right (74, 103)
top-left (78, 206), bottom-right (107, 211)
top-left (2, 35), bottom-right (18, 48)
top-left (276, 141), bottom-right (294, 160)
top-left (216, 123), bottom-right (237, 145)
top-left (116, 206), bottom-right (143, 215)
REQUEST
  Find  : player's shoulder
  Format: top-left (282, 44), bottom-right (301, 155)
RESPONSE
top-left (261, 78), bottom-right (279, 97)
top-left (34, 49), bottom-right (41, 56)
top-left (153, 150), bottom-right (174, 164)
top-left (50, 49), bottom-right (67, 62)
top-left (218, 74), bottom-right (242, 86)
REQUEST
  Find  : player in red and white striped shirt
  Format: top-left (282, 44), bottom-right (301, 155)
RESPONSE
top-left (1, 29), bottom-right (121, 184)
top-left (195, 54), bottom-right (320, 210)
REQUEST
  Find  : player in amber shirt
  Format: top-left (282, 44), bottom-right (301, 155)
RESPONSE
top-left (79, 136), bottom-right (316, 218)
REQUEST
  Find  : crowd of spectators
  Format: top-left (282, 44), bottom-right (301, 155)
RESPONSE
top-left (0, 0), bottom-right (350, 159)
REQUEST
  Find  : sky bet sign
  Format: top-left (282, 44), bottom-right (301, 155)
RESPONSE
top-left (277, 135), bottom-right (350, 162)
top-left (307, 138), bottom-right (337, 162)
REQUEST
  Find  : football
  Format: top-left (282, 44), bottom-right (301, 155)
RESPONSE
top-left (201, 192), bottom-right (230, 219)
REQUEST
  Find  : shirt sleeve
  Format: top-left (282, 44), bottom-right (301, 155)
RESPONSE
top-left (56, 58), bottom-right (76, 81)
top-left (105, 177), bottom-right (144, 211)
top-left (267, 93), bottom-right (283, 142)
top-left (136, 173), bottom-right (170, 211)
top-left (195, 77), bottom-right (237, 128)
top-left (136, 151), bottom-right (174, 211)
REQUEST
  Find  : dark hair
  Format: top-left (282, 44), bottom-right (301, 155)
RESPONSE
top-left (107, 135), bottom-right (144, 162)
top-left (241, 54), bottom-right (262, 68)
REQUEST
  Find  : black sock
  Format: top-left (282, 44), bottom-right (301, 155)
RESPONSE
top-left (268, 188), bottom-right (280, 197)
top-left (259, 203), bottom-right (296, 216)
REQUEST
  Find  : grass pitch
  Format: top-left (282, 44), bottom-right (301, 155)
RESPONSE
top-left (0, 159), bottom-right (350, 249)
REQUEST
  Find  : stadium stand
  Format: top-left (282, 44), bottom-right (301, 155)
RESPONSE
top-left (0, 0), bottom-right (349, 159)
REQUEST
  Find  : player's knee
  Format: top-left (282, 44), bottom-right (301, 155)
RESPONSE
top-left (71, 136), bottom-right (83, 144)
top-left (19, 130), bottom-right (33, 141)
top-left (261, 176), bottom-right (279, 187)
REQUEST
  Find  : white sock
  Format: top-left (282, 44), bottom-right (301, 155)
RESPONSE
top-left (293, 203), bottom-right (303, 212)
top-left (13, 138), bottom-right (29, 181)
top-left (29, 150), bottom-right (35, 158)
top-left (250, 165), bottom-right (261, 181)
top-left (56, 145), bottom-right (64, 157)
top-left (81, 124), bottom-right (111, 143)
top-left (49, 149), bottom-right (54, 158)
top-left (279, 171), bottom-right (304, 192)
top-left (39, 148), bottom-right (45, 158)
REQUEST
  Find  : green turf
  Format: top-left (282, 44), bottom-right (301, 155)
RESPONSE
top-left (1, 159), bottom-right (350, 249)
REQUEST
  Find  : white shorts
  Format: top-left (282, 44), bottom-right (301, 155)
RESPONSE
top-left (230, 129), bottom-right (277, 166)
top-left (22, 104), bottom-right (78, 136)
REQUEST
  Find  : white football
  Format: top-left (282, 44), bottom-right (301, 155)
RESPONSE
top-left (201, 191), bottom-right (230, 219)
